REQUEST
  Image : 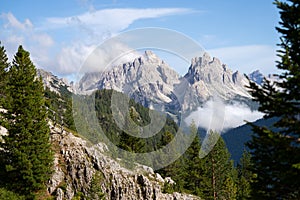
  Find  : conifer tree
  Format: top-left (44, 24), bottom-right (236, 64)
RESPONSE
top-left (118, 106), bottom-right (146, 153)
top-left (247, 0), bottom-right (300, 198)
top-left (236, 150), bottom-right (252, 200)
top-left (0, 42), bottom-right (9, 188)
top-left (0, 46), bottom-right (53, 198)
top-left (201, 131), bottom-right (237, 200)
top-left (0, 42), bottom-right (9, 105)
top-left (183, 122), bottom-right (206, 196)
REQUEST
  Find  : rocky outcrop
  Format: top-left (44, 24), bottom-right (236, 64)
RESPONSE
top-left (48, 125), bottom-right (200, 200)
top-left (37, 69), bottom-right (74, 94)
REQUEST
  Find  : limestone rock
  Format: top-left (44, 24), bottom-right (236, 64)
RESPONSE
top-left (47, 126), bottom-right (200, 200)
top-left (77, 51), bottom-right (253, 113)
top-left (37, 69), bottom-right (74, 94)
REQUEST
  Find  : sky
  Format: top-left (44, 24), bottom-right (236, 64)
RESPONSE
top-left (0, 0), bottom-right (281, 81)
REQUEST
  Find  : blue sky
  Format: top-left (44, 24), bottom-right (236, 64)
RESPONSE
top-left (0, 0), bottom-right (280, 80)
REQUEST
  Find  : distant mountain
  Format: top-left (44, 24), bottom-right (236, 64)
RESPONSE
top-left (77, 51), bottom-right (253, 113)
top-left (248, 70), bottom-right (264, 85)
top-left (78, 50), bottom-right (181, 112)
top-left (248, 70), bottom-right (281, 86)
top-left (185, 52), bottom-right (250, 99)
top-left (37, 69), bottom-right (74, 94)
top-left (222, 117), bottom-right (278, 163)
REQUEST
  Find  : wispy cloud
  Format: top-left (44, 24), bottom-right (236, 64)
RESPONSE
top-left (208, 45), bottom-right (278, 75)
top-left (0, 12), bottom-right (54, 65)
top-left (46, 8), bottom-right (191, 32)
top-left (185, 99), bottom-right (264, 132)
top-left (2, 12), bottom-right (33, 30)
top-left (0, 8), bottom-right (192, 78)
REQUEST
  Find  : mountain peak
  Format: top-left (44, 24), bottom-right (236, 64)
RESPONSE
top-left (190, 52), bottom-right (223, 68)
top-left (143, 50), bottom-right (162, 64)
top-left (185, 52), bottom-right (251, 100)
top-left (248, 70), bottom-right (264, 85)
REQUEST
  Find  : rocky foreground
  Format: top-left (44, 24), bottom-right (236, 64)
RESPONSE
top-left (47, 124), bottom-right (199, 200)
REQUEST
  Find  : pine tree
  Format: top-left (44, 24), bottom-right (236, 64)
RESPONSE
top-left (201, 131), bottom-right (237, 200)
top-left (118, 106), bottom-right (146, 153)
top-left (0, 42), bottom-right (9, 188)
top-left (246, 0), bottom-right (300, 198)
top-left (236, 150), bottom-right (252, 200)
top-left (183, 122), bottom-right (206, 196)
top-left (0, 41), bottom-right (9, 105)
top-left (0, 46), bottom-right (53, 198)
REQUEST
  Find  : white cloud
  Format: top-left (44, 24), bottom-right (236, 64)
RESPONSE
top-left (185, 99), bottom-right (264, 132)
top-left (2, 12), bottom-right (33, 30)
top-left (44, 8), bottom-right (191, 76)
top-left (208, 45), bottom-right (278, 75)
top-left (0, 8), bottom-right (190, 77)
top-left (46, 8), bottom-right (190, 32)
top-left (55, 40), bottom-right (141, 75)
top-left (0, 13), bottom-right (55, 70)
top-left (33, 33), bottom-right (54, 47)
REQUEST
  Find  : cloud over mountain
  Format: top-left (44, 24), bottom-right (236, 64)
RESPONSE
top-left (185, 99), bottom-right (264, 132)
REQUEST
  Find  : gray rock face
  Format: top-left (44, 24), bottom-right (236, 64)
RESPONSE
top-left (77, 51), bottom-right (252, 112)
top-left (37, 69), bottom-right (74, 94)
top-left (184, 52), bottom-right (251, 101)
top-left (48, 125), bottom-right (199, 200)
top-left (77, 51), bottom-right (180, 110)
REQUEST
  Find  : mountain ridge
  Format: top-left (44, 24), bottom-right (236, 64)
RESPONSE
top-left (76, 51), bottom-right (253, 113)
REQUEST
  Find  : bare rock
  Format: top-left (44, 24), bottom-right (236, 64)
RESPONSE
top-left (47, 126), bottom-right (200, 200)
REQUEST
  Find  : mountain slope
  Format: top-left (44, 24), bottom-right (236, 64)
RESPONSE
top-left (222, 117), bottom-right (278, 163)
top-left (48, 124), bottom-right (199, 200)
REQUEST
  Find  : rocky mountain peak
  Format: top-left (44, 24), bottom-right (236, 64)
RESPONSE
top-left (184, 52), bottom-right (251, 101)
top-left (37, 69), bottom-right (74, 94)
top-left (248, 70), bottom-right (264, 85)
top-left (144, 50), bottom-right (158, 60)
top-left (76, 51), bottom-right (253, 112)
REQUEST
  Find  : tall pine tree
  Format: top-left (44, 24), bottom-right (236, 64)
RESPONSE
top-left (0, 46), bottom-right (53, 198)
top-left (236, 150), bottom-right (252, 200)
top-left (0, 41), bottom-right (9, 105)
top-left (183, 122), bottom-right (206, 196)
top-left (0, 42), bottom-right (10, 190)
top-left (247, 0), bottom-right (300, 198)
top-left (201, 131), bottom-right (237, 200)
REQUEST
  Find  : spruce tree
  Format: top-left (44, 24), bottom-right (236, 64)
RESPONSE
top-left (0, 46), bottom-right (53, 198)
top-left (236, 150), bottom-right (252, 200)
top-left (118, 106), bottom-right (146, 153)
top-left (0, 42), bottom-right (9, 188)
top-left (0, 41), bottom-right (9, 105)
top-left (201, 131), bottom-right (237, 200)
top-left (183, 122), bottom-right (206, 196)
top-left (246, 0), bottom-right (300, 198)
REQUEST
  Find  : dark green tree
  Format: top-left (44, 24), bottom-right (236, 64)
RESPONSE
top-left (201, 131), bottom-right (237, 200)
top-left (118, 106), bottom-right (146, 153)
top-left (183, 122), bottom-right (206, 196)
top-left (0, 42), bottom-right (9, 193)
top-left (236, 150), bottom-right (252, 200)
top-left (0, 188), bottom-right (25, 200)
top-left (0, 46), bottom-right (53, 198)
top-left (0, 42), bottom-right (9, 105)
top-left (246, 0), bottom-right (300, 198)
